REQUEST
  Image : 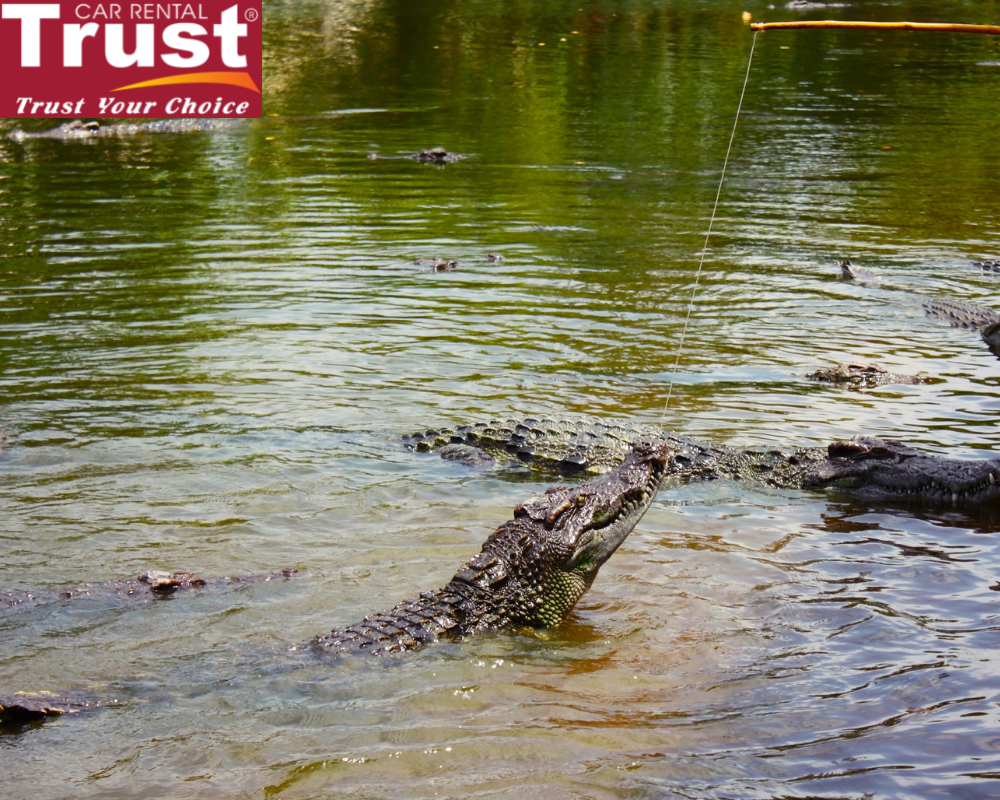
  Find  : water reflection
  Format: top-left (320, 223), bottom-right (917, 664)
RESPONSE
top-left (2, 0), bottom-right (1000, 797)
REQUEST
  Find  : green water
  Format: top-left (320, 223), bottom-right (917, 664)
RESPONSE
top-left (2, 1), bottom-right (1000, 797)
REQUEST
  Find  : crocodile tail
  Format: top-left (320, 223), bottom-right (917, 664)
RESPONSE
top-left (922, 297), bottom-right (1000, 331)
top-left (317, 587), bottom-right (470, 655)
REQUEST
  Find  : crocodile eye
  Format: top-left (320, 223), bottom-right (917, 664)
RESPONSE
top-left (578, 495), bottom-right (586, 505)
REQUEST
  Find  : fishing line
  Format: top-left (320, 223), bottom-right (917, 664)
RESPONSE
top-left (661, 29), bottom-right (757, 421)
top-left (658, 18), bottom-right (995, 423)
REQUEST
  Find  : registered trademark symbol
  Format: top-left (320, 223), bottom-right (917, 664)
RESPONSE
top-left (245, 8), bottom-right (259, 22)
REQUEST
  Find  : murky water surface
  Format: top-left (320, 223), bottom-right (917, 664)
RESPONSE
top-left (2, 1), bottom-right (1000, 797)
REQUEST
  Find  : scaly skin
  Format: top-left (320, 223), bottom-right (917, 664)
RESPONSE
top-left (921, 297), bottom-right (1000, 331)
top-left (920, 297), bottom-right (1000, 355)
top-left (803, 437), bottom-right (1000, 503)
top-left (404, 418), bottom-right (1000, 505)
top-left (807, 362), bottom-right (929, 389)
top-left (318, 439), bottom-right (669, 655)
top-left (403, 417), bottom-right (698, 474)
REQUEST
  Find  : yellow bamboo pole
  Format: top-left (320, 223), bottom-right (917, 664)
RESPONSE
top-left (750, 21), bottom-right (1000, 35)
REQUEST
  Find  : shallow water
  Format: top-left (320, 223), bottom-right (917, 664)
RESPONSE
top-left (2, 0), bottom-right (1000, 797)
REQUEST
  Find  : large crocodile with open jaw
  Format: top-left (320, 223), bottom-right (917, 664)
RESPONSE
top-left (4, 442), bottom-right (668, 718)
top-left (403, 418), bottom-right (1000, 505)
top-left (4, 425), bottom-right (998, 721)
top-left (318, 439), bottom-right (669, 655)
top-left (316, 421), bottom-right (1000, 655)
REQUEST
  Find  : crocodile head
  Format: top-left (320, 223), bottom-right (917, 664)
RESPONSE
top-left (451, 439), bottom-right (669, 629)
top-left (803, 436), bottom-right (1000, 504)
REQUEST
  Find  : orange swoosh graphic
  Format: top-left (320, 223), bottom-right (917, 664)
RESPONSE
top-left (112, 72), bottom-right (261, 93)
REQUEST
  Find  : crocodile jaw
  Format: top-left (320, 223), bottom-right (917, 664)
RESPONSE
top-left (489, 439), bottom-right (669, 627)
top-left (805, 436), bottom-right (1000, 504)
top-left (566, 440), bottom-right (669, 570)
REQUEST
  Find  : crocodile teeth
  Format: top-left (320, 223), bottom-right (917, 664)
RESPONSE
top-left (991, 473), bottom-right (996, 485)
top-left (952, 492), bottom-right (958, 503)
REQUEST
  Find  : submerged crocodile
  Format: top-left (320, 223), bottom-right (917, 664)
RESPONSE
top-left (403, 417), bottom-right (1000, 504)
top-left (367, 147), bottom-right (467, 163)
top-left (1, 567), bottom-right (301, 726)
top-left (412, 254), bottom-right (506, 271)
top-left (807, 362), bottom-right (930, 389)
top-left (414, 258), bottom-right (459, 271)
top-left (0, 690), bottom-right (113, 726)
top-left (1, 568), bottom-right (300, 611)
top-left (840, 259), bottom-right (1000, 354)
top-left (7, 118), bottom-right (243, 141)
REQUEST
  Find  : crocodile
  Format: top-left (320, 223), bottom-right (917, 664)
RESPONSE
top-left (317, 439), bottom-right (669, 655)
top-left (920, 296), bottom-right (1000, 331)
top-left (807, 362), bottom-right (930, 389)
top-left (1, 568), bottom-right (300, 611)
top-left (839, 258), bottom-right (1000, 354)
top-left (4, 446), bottom-right (669, 718)
top-left (403, 417), bottom-right (1000, 504)
top-left (367, 147), bottom-right (467, 163)
top-left (413, 258), bottom-right (459, 271)
top-left (0, 568), bottom-right (302, 727)
top-left (921, 297), bottom-right (1000, 352)
top-left (1, 690), bottom-right (114, 727)
top-left (411, 254), bottom-right (507, 271)
top-left (7, 118), bottom-right (244, 141)
top-left (4, 423), bottom-right (999, 721)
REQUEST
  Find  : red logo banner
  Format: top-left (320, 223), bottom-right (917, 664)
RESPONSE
top-left (1, 0), bottom-right (262, 118)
